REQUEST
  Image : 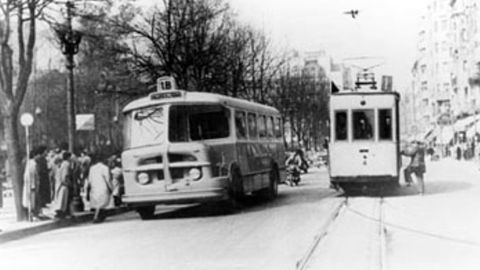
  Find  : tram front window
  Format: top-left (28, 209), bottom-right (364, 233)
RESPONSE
top-left (335, 111), bottom-right (348, 140)
top-left (353, 110), bottom-right (374, 140)
top-left (379, 109), bottom-right (392, 140)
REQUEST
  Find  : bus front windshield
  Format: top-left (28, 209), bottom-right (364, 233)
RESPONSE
top-left (128, 105), bottom-right (166, 148)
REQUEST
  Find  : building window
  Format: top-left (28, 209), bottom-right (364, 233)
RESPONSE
top-left (441, 19), bottom-right (447, 31)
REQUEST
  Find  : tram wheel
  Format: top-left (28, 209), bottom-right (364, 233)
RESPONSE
top-left (137, 206), bottom-right (156, 220)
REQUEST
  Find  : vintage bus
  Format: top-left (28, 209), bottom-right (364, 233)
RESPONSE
top-left (121, 77), bottom-right (286, 219)
top-left (328, 90), bottom-right (401, 191)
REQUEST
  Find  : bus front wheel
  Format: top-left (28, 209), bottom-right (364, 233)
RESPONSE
top-left (137, 206), bottom-right (156, 220)
top-left (227, 169), bottom-right (244, 209)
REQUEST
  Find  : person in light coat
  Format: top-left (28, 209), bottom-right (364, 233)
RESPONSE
top-left (53, 151), bottom-right (73, 218)
top-left (85, 153), bottom-right (113, 223)
top-left (22, 150), bottom-right (39, 221)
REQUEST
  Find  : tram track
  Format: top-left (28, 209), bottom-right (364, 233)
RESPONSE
top-left (297, 194), bottom-right (389, 270)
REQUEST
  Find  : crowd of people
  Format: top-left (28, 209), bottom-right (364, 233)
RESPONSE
top-left (22, 145), bottom-right (123, 223)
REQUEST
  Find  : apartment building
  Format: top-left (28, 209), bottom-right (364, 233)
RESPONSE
top-left (410, 0), bottom-right (480, 136)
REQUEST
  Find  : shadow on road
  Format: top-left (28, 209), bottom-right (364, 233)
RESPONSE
top-left (342, 180), bottom-right (472, 198)
top-left (141, 182), bottom-right (338, 220)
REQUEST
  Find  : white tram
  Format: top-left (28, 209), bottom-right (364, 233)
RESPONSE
top-left (328, 90), bottom-right (401, 190)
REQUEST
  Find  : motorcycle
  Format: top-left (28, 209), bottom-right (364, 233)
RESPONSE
top-left (286, 164), bottom-right (301, 186)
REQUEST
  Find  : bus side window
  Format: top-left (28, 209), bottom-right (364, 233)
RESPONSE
top-left (267, 116), bottom-right (274, 138)
top-left (335, 111), bottom-right (348, 141)
top-left (235, 111), bottom-right (247, 139)
top-left (248, 113), bottom-right (257, 139)
top-left (378, 109), bottom-right (392, 140)
top-left (258, 115), bottom-right (267, 138)
top-left (274, 117), bottom-right (282, 138)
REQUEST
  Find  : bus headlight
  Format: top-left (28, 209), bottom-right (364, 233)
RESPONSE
top-left (188, 168), bottom-right (202, 181)
top-left (137, 172), bottom-right (150, 185)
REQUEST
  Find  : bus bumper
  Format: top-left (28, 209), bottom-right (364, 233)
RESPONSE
top-left (122, 187), bottom-right (228, 206)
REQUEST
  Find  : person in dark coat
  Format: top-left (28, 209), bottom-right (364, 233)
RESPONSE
top-left (401, 140), bottom-right (426, 194)
top-left (34, 145), bottom-right (51, 209)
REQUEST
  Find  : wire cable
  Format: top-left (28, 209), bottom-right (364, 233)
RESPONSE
top-left (346, 205), bottom-right (480, 248)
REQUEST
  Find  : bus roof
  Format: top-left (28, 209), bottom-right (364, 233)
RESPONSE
top-left (123, 90), bottom-right (280, 115)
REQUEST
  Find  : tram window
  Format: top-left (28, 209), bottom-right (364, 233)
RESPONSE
top-left (267, 116), bottom-right (274, 137)
top-left (248, 113), bottom-right (257, 139)
top-left (274, 117), bottom-right (283, 138)
top-left (258, 115), bottom-right (267, 138)
top-left (235, 111), bottom-right (247, 139)
top-left (379, 109), bottom-right (392, 140)
top-left (353, 110), bottom-right (374, 140)
top-left (335, 111), bottom-right (348, 141)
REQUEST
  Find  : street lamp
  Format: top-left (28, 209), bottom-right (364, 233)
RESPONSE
top-left (55, 0), bottom-right (82, 153)
top-left (54, 0), bottom-right (83, 212)
top-left (20, 113), bottom-right (34, 221)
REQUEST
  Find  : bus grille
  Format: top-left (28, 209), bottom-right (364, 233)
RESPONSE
top-left (140, 156), bottom-right (163, 165)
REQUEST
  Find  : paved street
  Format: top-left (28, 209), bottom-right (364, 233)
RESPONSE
top-left (0, 167), bottom-right (342, 270)
top-left (1, 159), bottom-right (480, 270)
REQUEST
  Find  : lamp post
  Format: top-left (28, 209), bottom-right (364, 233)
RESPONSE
top-left (20, 113), bottom-right (34, 221)
top-left (55, 0), bottom-right (83, 212)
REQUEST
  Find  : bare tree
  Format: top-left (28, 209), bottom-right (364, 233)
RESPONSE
top-left (0, 0), bottom-right (54, 220)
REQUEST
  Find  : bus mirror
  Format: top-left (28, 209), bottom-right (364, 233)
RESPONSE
top-left (157, 76), bottom-right (177, 91)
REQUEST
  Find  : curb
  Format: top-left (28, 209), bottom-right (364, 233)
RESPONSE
top-left (0, 207), bottom-right (131, 244)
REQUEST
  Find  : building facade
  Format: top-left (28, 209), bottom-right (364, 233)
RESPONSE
top-left (410, 0), bottom-right (480, 136)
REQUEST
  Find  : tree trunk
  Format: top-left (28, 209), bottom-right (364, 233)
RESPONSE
top-left (3, 111), bottom-right (27, 221)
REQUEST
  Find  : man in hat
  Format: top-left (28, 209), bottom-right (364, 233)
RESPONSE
top-left (401, 140), bottom-right (426, 194)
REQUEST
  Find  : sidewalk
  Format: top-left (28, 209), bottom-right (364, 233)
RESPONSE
top-left (0, 194), bottom-right (130, 244)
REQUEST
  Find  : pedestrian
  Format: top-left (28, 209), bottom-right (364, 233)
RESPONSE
top-left (47, 149), bottom-right (58, 202)
top-left (401, 140), bottom-right (426, 195)
top-left (285, 150), bottom-right (303, 186)
top-left (34, 145), bottom-right (51, 216)
top-left (110, 157), bottom-right (123, 206)
top-left (53, 152), bottom-right (73, 219)
top-left (22, 150), bottom-right (39, 221)
top-left (85, 152), bottom-right (113, 223)
top-left (49, 154), bottom-right (62, 202)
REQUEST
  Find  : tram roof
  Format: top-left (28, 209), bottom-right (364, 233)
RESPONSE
top-left (332, 90), bottom-right (400, 98)
top-left (123, 90), bottom-right (280, 114)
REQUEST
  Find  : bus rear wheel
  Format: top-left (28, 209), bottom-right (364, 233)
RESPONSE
top-left (258, 167), bottom-right (279, 200)
top-left (137, 206), bottom-right (156, 220)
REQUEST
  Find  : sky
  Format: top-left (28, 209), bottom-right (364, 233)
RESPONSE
top-left (227, 0), bottom-right (431, 89)
top-left (40, 0), bottom-right (431, 90)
